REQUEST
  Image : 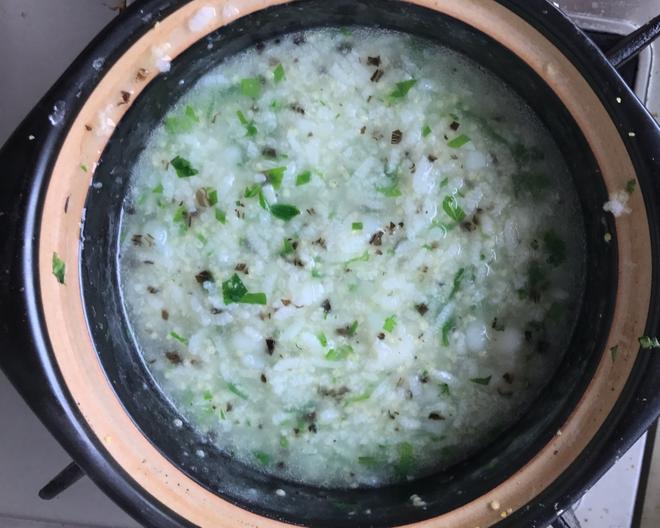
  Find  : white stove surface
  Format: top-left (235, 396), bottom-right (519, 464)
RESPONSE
top-left (0, 1), bottom-right (657, 527)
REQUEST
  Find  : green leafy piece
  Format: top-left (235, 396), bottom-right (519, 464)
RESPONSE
top-left (152, 183), bottom-right (164, 194)
top-left (295, 170), bottom-right (311, 186)
top-left (470, 375), bottom-right (492, 385)
top-left (196, 233), bottom-right (208, 245)
top-left (236, 110), bottom-right (257, 137)
top-left (543, 230), bottom-right (566, 266)
top-left (206, 187), bottom-right (218, 206)
top-left (279, 436), bottom-right (289, 448)
top-left (228, 382), bottom-right (248, 400)
top-left (344, 250), bottom-right (370, 266)
top-left (396, 442), bottom-right (415, 476)
top-left (317, 332), bottom-right (328, 347)
top-left (376, 183), bottom-right (402, 197)
top-left (325, 344), bottom-right (353, 361)
top-left (169, 331), bottom-right (188, 345)
top-left (347, 320), bottom-right (359, 336)
top-left (345, 390), bottom-right (372, 404)
top-left (358, 456), bottom-right (379, 468)
top-left (215, 208), bottom-right (227, 224)
top-left (52, 253), bottom-right (66, 284)
top-left (203, 390), bottom-right (213, 401)
top-left (389, 79), bottom-right (417, 99)
top-left (610, 345), bottom-right (619, 361)
top-left (339, 27), bottom-right (352, 36)
top-left (244, 184), bottom-right (269, 210)
top-left (280, 238), bottom-right (296, 256)
top-left (442, 195), bottom-right (466, 222)
top-left (626, 179), bottom-right (637, 194)
top-left (173, 206), bottom-right (189, 232)
top-left (222, 273), bottom-right (248, 304)
top-left (439, 382), bottom-right (451, 396)
top-left (422, 124), bottom-right (432, 137)
top-left (240, 77), bottom-right (262, 98)
top-left (639, 336), bottom-right (660, 349)
top-left (449, 267), bottom-right (465, 300)
top-left (273, 63), bottom-right (285, 83)
top-left (351, 222), bottom-right (363, 231)
top-left (383, 315), bottom-right (397, 333)
top-left (440, 177), bottom-right (449, 187)
top-left (311, 268), bottom-right (323, 279)
top-left (270, 204), bottom-right (301, 221)
top-left (447, 134), bottom-right (471, 149)
top-left (239, 292), bottom-right (267, 305)
top-left (441, 316), bottom-right (456, 347)
top-left (164, 105), bottom-right (199, 134)
top-left (265, 167), bottom-right (286, 189)
top-left (170, 156), bottom-right (199, 178)
top-left (80, 163), bottom-right (88, 172)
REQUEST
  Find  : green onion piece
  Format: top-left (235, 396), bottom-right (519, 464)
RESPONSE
top-left (152, 183), bottom-right (164, 194)
top-left (422, 125), bottom-right (432, 137)
top-left (610, 345), bottom-right (619, 361)
top-left (206, 187), bottom-right (218, 206)
top-left (240, 77), bottom-right (262, 98)
top-left (470, 375), bottom-right (492, 385)
top-left (279, 436), bottom-right (289, 448)
top-left (339, 27), bottom-right (352, 36)
top-left (351, 222), bottom-right (363, 231)
top-left (348, 320), bottom-right (359, 336)
top-left (383, 315), bottom-right (397, 333)
top-left (295, 170), bottom-right (312, 186)
top-left (170, 156), bottom-right (199, 178)
top-left (52, 253), bottom-right (66, 284)
top-left (626, 179), bottom-right (637, 194)
top-left (376, 184), bottom-right (402, 197)
top-left (80, 163), bottom-right (88, 172)
top-left (639, 336), bottom-right (660, 349)
top-left (222, 273), bottom-right (248, 304)
top-left (280, 238), bottom-right (296, 256)
top-left (317, 332), bottom-right (328, 347)
top-left (228, 382), bottom-right (248, 400)
top-left (389, 79), bottom-right (417, 99)
top-left (215, 208), bottom-right (227, 224)
top-left (173, 206), bottom-right (189, 232)
top-left (449, 268), bottom-right (465, 300)
top-left (441, 316), bottom-right (456, 346)
top-left (344, 250), bottom-right (370, 266)
top-left (270, 204), bottom-right (300, 221)
top-left (236, 110), bottom-right (257, 137)
top-left (447, 134), bottom-right (471, 148)
top-left (169, 331), bottom-right (188, 345)
top-left (442, 195), bottom-right (466, 222)
top-left (203, 390), bottom-right (213, 401)
top-left (265, 167), bottom-right (286, 189)
top-left (358, 456), bottom-right (379, 467)
top-left (396, 442), bottom-right (414, 475)
top-left (439, 382), bottom-right (451, 396)
top-left (273, 64), bottom-right (285, 83)
top-left (325, 344), bottom-right (353, 361)
top-left (239, 292), bottom-right (267, 305)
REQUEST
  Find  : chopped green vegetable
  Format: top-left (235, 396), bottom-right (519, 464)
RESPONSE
top-left (215, 208), bottom-right (227, 224)
top-left (441, 316), bottom-right (456, 346)
top-left (273, 64), bottom-right (285, 83)
top-left (295, 170), bottom-right (311, 186)
top-left (626, 179), bottom-right (637, 194)
top-left (358, 456), bottom-right (379, 468)
top-left (470, 375), bottom-right (492, 385)
top-left (325, 344), bottom-right (353, 361)
top-left (347, 320), bottom-right (359, 336)
top-left (449, 267), bottom-right (465, 300)
top-left (196, 233), bottom-right (208, 245)
top-left (422, 125), bottom-right (432, 137)
top-left (389, 79), bottom-right (417, 99)
top-left (236, 110), bottom-right (257, 137)
top-left (543, 230), bottom-right (566, 266)
top-left (396, 442), bottom-right (414, 475)
top-left (439, 382), bottom-right (451, 396)
top-left (265, 167), bottom-right (286, 189)
top-left (80, 163), bottom-right (88, 172)
top-left (280, 238), bottom-right (296, 256)
top-left (317, 332), bottom-right (328, 347)
top-left (639, 336), bottom-right (660, 349)
top-left (610, 345), bottom-right (619, 361)
top-left (345, 389), bottom-right (372, 404)
top-left (170, 156), bottom-right (198, 178)
top-left (344, 250), bottom-right (370, 266)
top-left (222, 274), bottom-right (248, 304)
top-left (447, 134), bottom-right (471, 149)
top-left (376, 183), bottom-right (402, 197)
top-left (206, 187), bottom-right (218, 206)
top-left (442, 195), bottom-right (466, 222)
top-left (165, 105), bottom-right (199, 134)
top-left (203, 390), bottom-right (213, 401)
top-left (169, 331), bottom-right (188, 345)
top-left (383, 315), bottom-right (397, 333)
top-left (173, 206), bottom-right (189, 232)
top-left (228, 382), bottom-right (248, 400)
top-left (239, 292), bottom-right (267, 305)
top-left (152, 183), bottom-right (164, 194)
top-left (240, 77), bottom-right (262, 98)
top-left (351, 222), bottom-right (363, 231)
top-left (270, 204), bottom-right (301, 221)
top-left (52, 253), bottom-right (65, 284)
top-left (339, 27), bottom-right (352, 36)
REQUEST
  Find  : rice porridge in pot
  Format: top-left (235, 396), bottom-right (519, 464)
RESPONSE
top-left (119, 28), bottom-right (585, 487)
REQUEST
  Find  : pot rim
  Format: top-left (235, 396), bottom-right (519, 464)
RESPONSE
top-left (1, 1), bottom-right (659, 527)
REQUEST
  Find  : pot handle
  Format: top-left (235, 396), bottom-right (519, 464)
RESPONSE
top-left (606, 14), bottom-right (660, 68)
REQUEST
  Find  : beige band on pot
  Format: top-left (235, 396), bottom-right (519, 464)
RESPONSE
top-left (37, 1), bottom-right (651, 526)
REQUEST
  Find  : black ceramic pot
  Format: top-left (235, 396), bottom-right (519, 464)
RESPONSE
top-left (1, 1), bottom-right (659, 527)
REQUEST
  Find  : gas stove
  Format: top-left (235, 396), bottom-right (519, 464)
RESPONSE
top-left (0, 1), bottom-right (658, 528)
